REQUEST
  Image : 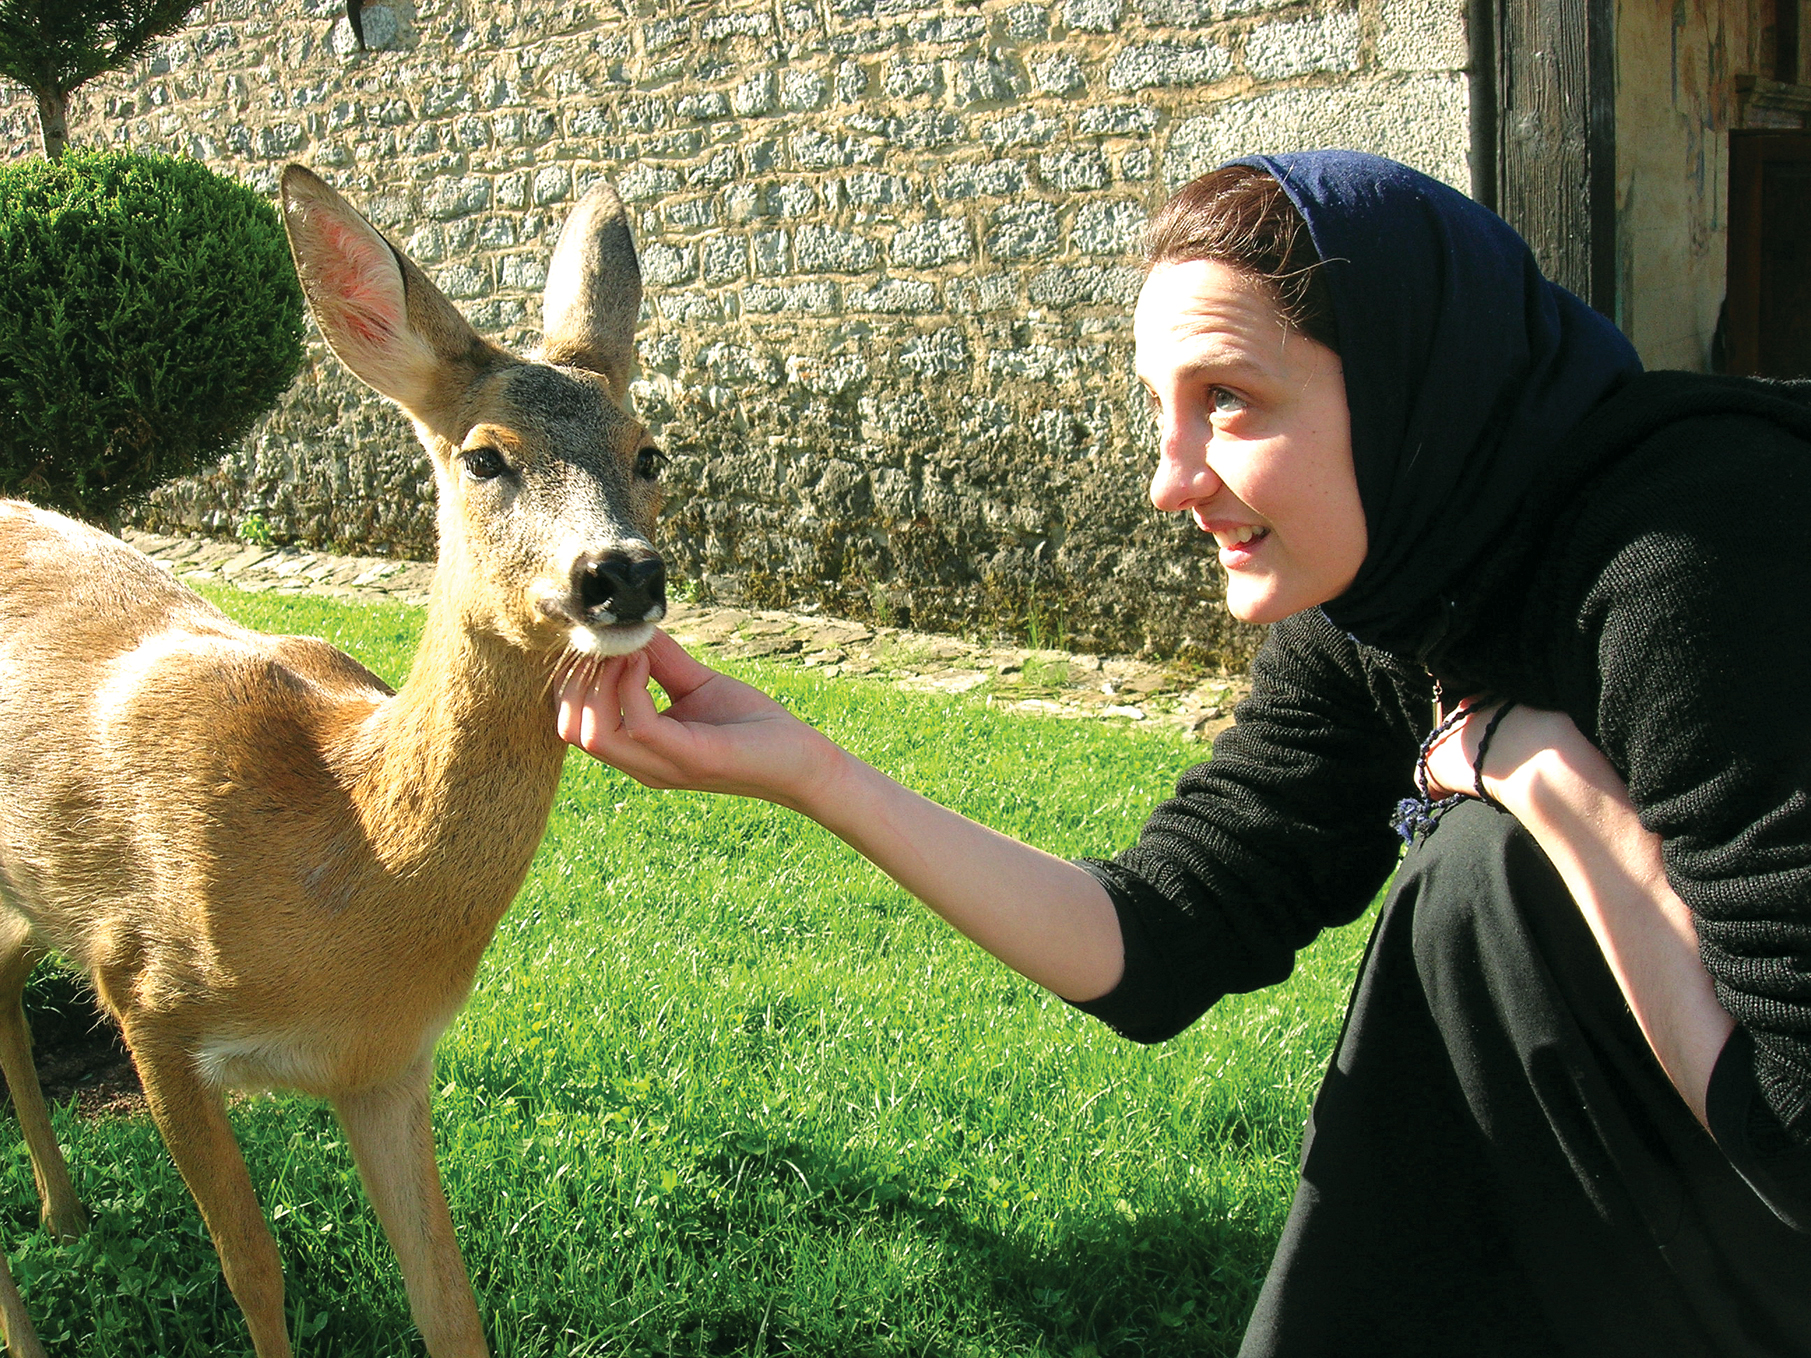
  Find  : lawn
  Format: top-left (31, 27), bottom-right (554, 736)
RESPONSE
top-left (7, 588), bottom-right (1375, 1357)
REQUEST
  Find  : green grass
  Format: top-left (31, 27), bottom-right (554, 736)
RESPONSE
top-left (9, 588), bottom-right (1374, 1357)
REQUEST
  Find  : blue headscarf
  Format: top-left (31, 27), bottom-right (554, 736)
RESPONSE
top-left (1227, 151), bottom-right (1643, 660)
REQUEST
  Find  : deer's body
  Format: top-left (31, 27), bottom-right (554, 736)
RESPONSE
top-left (0, 510), bottom-right (561, 1094)
top-left (0, 165), bottom-right (666, 1357)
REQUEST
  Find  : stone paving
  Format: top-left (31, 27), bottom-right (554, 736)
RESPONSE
top-left (121, 528), bottom-right (1248, 741)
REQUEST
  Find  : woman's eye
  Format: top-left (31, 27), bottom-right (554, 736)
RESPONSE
top-left (634, 447), bottom-right (668, 481)
top-left (461, 447), bottom-right (508, 481)
top-left (1210, 386), bottom-right (1247, 415)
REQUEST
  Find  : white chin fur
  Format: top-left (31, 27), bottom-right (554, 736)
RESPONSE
top-left (568, 621), bottom-right (657, 657)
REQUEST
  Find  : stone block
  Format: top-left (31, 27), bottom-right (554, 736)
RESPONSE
top-left (791, 128), bottom-right (877, 168)
top-left (689, 149), bottom-right (740, 185)
top-left (1063, 0), bottom-right (1123, 33)
top-left (781, 69), bottom-right (827, 109)
top-left (701, 234), bottom-right (749, 284)
top-left (978, 108), bottom-right (1059, 147)
top-left (839, 171), bottom-right (914, 207)
top-left (1031, 54), bottom-right (1085, 96)
top-left (533, 164), bottom-right (572, 204)
top-left (890, 217), bottom-right (973, 267)
top-left (733, 71), bottom-right (778, 115)
top-left (900, 327), bottom-right (968, 375)
top-left (257, 121), bottom-right (306, 155)
top-left (946, 273), bottom-right (1019, 312)
top-left (753, 229), bottom-right (788, 274)
top-left (666, 197), bottom-right (718, 229)
top-left (765, 179), bottom-right (819, 216)
top-left (641, 242), bottom-right (697, 285)
top-left (1108, 41), bottom-right (1233, 92)
top-left (1118, 146), bottom-right (1153, 180)
top-left (794, 224), bottom-right (879, 272)
top-left (1006, 3), bottom-right (1050, 39)
top-left (407, 124), bottom-right (440, 155)
top-left (698, 342), bottom-right (783, 384)
top-left (1379, 0), bottom-right (1468, 72)
top-left (1038, 148), bottom-right (1109, 191)
top-left (1027, 264), bottom-right (1141, 307)
top-left (1165, 77), bottom-right (1469, 190)
top-left (477, 217), bottom-right (517, 246)
top-left (951, 58), bottom-right (1016, 107)
top-left (1244, 11), bottom-right (1361, 81)
top-left (1073, 198), bottom-right (1147, 254)
top-left (986, 202), bottom-right (1060, 260)
top-left (701, 12), bottom-right (774, 40)
top-left (433, 262), bottom-right (489, 299)
top-left (911, 14), bottom-right (985, 42)
top-left (423, 176), bottom-right (490, 220)
top-left (617, 163), bottom-right (681, 201)
top-left (645, 17), bottom-right (687, 51)
top-left (567, 106), bottom-right (610, 137)
top-left (498, 253), bottom-right (548, 290)
top-left (786, 354), bottom-right (870, 395)
top-left (1137, 0), bottom-right (1214, 25)
top-left (676, 91), bottom-right (732, 120)
top-left (405, 226), bottom-right (444, 263)
top-left (497, 172), bottom-right (529, 208)
top-left (935, 158), bottom-right (1028, 200)
top-left (835, 61), bottom-right (868, 102)
top-left (741, 280), bottom-right (840, 313)
top-left (846, 277), bottom-right (938, 312)
top-left (884, 59), bottom-right (940, 99)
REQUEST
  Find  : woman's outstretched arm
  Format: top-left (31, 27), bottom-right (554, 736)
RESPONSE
top-left (1424, 704), bottom-right (1735, 1128)
top-left (558, 630), bottom-right (1125, 1003)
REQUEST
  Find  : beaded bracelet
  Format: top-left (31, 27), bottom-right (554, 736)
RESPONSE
top-left (1472, 701), bottom-right (1518, 812)
top-left (1393, 700), bottom-right (1475, 845)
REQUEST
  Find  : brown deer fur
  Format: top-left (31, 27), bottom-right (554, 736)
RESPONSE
top-left (0, 164), bottom-right (667, 1357)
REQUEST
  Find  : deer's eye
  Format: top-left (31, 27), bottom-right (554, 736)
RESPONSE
top-left (634, 447), bottom-right (668, 481)
top-left (461, 447), bottom-right (508, 481)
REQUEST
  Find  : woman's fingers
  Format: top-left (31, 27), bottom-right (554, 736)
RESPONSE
top-left (644, 628), bottom-right (719, 700)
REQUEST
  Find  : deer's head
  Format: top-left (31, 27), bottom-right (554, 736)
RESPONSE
top-left (280, 164), bottom-right (666, 660)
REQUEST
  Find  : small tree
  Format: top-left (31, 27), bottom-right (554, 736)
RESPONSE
top-left (0, 149), bottom-right (306, 523)
top-left (0, 0), bottom-right (200, 161)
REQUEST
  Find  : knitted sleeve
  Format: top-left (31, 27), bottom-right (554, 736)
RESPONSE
top-left (1069, 607), bottom-right (1425, 1043)
top-left (1557, 414), bottom-right (1811, 1156)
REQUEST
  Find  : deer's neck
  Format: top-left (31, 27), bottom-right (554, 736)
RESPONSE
top-left (339, 567), bottom-right (566, 921)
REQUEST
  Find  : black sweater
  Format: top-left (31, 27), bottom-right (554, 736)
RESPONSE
top-left (1074, 372), bottom-right (1811, 1226)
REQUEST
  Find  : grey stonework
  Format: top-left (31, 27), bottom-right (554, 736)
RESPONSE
top-left (2, 0), bottom-right (1469, 668)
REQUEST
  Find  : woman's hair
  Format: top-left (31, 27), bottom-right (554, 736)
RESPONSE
top-left (1144, 165), bottom-right (1339, 353)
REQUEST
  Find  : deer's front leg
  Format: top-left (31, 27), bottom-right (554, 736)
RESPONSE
top-left (127, 1033), bottom-right (291, 1357)
top-left (0, 913), bottom-right (85, 1242)
top-left (333, 1056), bottom-right (487, 1358)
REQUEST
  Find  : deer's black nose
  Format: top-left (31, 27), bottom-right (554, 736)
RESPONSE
top-left (576, 548), bottom-right (666, 625)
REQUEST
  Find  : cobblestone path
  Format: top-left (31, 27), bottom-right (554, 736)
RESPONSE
top-left (123, 529), bottom-right (1247, 742)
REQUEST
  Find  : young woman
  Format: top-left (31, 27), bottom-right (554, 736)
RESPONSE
top-left (559, 152), bottom-right (1811, 1355)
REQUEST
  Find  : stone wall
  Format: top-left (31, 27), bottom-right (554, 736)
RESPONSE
top-left (1, 0), bottom-right (1471, 665)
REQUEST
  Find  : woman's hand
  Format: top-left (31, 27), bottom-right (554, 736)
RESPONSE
top-left (1419, 700), bottom-right (1735, 1128)
top-left (554, 628), bottom-right (1125, 1001)
top-left (556, 629), bottom-right (845, 814)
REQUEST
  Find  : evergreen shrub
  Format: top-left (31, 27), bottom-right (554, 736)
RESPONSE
top-left (0, 147), bottom-right (304, 522)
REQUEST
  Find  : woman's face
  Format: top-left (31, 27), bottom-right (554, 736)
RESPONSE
top-left (1134, 258), bottom-right (1367, 626)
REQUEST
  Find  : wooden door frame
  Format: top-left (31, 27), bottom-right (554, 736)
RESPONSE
top-left (1467, 0), bottom-right (1618, 315)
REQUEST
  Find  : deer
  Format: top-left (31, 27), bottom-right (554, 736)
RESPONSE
top-left (0, 163), bottom-right (668, 1357)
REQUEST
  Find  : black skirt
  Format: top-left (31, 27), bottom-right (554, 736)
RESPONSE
top-left (1239, 799), bottom-right (1811, 1358)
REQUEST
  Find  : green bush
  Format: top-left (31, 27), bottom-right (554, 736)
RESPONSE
top-left (0, 147), bottom-right (304, 522)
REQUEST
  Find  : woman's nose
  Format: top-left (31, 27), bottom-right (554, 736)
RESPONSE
top-left (1149, 423), bottom-right (1220, 513)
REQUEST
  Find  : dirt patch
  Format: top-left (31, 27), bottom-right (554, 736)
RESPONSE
top-left (18, 980), bottom-right (145, 1121)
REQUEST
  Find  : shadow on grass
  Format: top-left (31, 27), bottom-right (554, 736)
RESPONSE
top-left (635, 1136), bottom-right (1281, 1358)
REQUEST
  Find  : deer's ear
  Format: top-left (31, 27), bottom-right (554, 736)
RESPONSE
top-left (541, 180), bottom-right (641, 402)
top-left (281, 164), bottom-right (487, 417)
